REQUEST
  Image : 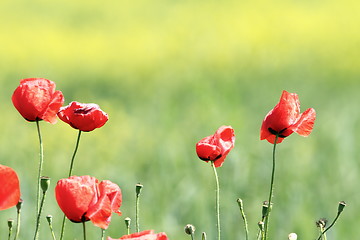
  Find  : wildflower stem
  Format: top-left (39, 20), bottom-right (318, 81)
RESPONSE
top-left (68, 130), bottom-right (82, 177)
top-left (14, 200), bottom-right (22, 240)
top-left (135, 183), bottom-right (143, 233)
top-left (317, 212), bottom-right (342, 240)
top-left (211, 162), bottom-right (221, 240)
top-left (46, 216), bottom-right (56, 240)
top-left (35, 120), bottom-right (44, 216)
top-left (8, 219), bottom-right (14, 240)
top-left (264, 134), bottom-right (278, 240)
top-left (60, 130), bottom-right (82, 240)
top-left (34, 189), bottom-right (47, 240)
top-left (101, 229), bottom-right (105, 240)
top-left (82, 222), bottom-right (87, 240)
top-left (237, 198), bottom-right (249, 240)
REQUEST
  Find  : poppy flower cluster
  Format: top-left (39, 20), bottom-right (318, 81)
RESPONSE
top-left (0, 165), bottom-right (21, 211)
top-left (108, 230), bottom-right (169, 240)
top-left (55, 175), bottom-right (122, 229)
top-left (196, 125), bottom-right (235, 167)
top-left (260, 90), bottom-right (316, 144)
top-left (12, 78), bottom-right (64, 124)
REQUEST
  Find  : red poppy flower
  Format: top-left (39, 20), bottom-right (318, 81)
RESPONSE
top-left (196, 126), bottom-right (235, 168)
top-left (107, 230), bottom-right (169, 240)
top-left (55, 175), bottom-right (122, 229)
top-left (260, 90), bottom-right (316, 144)
top-left (0, 165), bottom-right (21, 210)
top-left (12, 78), bottom-right (64, 124)
top-left (57, 101), bottom-right (108, 132)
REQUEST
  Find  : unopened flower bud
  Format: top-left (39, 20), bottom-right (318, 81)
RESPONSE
top-left (262, 201), bottom-right (269, 218)
top-left (288, 233), bottom-right (297, 240)
top-left (16, 199), bottom-right (23, 212)
top-left (258, 221), bottom-right (264, 231)
top-left (202, 232), bottom-right (207, 240)
top-left (46, 215), bottom-right (53, 224)
top-left (136, 183), bottom-right (143, 197)
top-left (316, 218), bottom-right (327, 228)
top-left (184, 224), bottom-right (196, 235)
top-left (41, 176), bottom-right (50, 192)
top-left (338, 201), bottom-right (346, 213)
top-left (7, 219), bottom-right (14, 228)
top-left (125, 217), bottom-right (131, 229)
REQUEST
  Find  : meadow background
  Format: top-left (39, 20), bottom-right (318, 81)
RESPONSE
top-left (1, 0), bottom-right (360, 239)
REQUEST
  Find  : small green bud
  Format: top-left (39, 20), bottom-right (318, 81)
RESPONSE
top-left (202, 232), bottom-right (207, 240)
top-left (7, 219), bottom-right (14, 228)
top-left (16, 199), bottom-right (23, 211)
top-left (258, 221), bottom-right (264, 231)
top-left (136, 183), bottom-right (143, 197)
top-left (316, 218), bottom-right (327, 228)
top-left (338, 201), bottom-right (346, 213)
top-left (125, 217), bottom-right (131, 228)
top-left (184, 224), bottom-right (196, 235)
top-left (46, 215), bottom-right (53, 224)
top-left (262, 201), bottom-right (269, 218)
top-left (41, 176), bottom-right (50, 192)
top-left (237, 198), bottom-right (244, 210)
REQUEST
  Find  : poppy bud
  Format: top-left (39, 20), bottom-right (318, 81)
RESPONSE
top-left (7, 218), bottom-right (14, 228)
top-left (125, 217), bottom-right (131, 230)
top-left (46, 215), bottom-right (53, 224)
top-left (202, 232), bottom-right (207, 240)
top-left (184, 224), bottom-right (196, 235)
top-left (258, 221), bottom-right (264, 231)
top-left (136, 183), bottom-right (143, 197)
top-left (262, 201), bottom-right (269, 219)
top-left (41, 176), bottom-right (50, 193)
top-left (338, 201), bottom-right (346, 213)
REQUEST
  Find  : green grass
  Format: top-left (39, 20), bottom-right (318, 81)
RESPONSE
top-left (1, 0), bottom-right (360, 239)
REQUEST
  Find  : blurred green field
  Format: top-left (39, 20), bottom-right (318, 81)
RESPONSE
top-left (1, 0), bottom-right (360, 239)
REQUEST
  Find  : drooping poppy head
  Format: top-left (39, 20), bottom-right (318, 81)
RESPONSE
top-left (57, 101), bottom-right (108, 132)
top-left (12, 78), bottom-right (64, 124)
top-left (107, 230), bottom-right (169, 240)
top-left (55, 175), bottom-right (122, 229)
top-left (260, 90), bottom-right (316, 144)
top-left (196, 126), bottom-right (235, 167)
top-left (0, 165), bottom-right (21, 210)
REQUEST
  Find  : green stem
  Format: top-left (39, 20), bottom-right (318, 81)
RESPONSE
top-left (46, 216), bottom-right (57, 240)
top-left (135, 184), bottom-right (143, 233)
top-left (34, 191), bottom-right (47, 240)
top-left (14, 201), bottom-right (22, 240)
top-left (211, 162), bottom-right (221, 240)
top-left (82, 222), bottom-right (87, 240)
top-left (237, 199), bottom-right (249, 240)
top-left (101, 229), bottom-right (105, 240)
top-left (35, 120), bottom-right (44, 216)
top-left (8, 222), bottom-right (13, 240)
top-left (264, 134), bottom-right (278, 240)
top-left (317, 213), bottom-right (341, 240)
top-left (60, 130), bottom-right (82, 240)
top-left (68, 130), bottom-right (82, 177)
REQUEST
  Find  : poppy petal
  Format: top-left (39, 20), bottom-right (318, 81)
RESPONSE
top-left (0, 165), bottom-right (20, 210)
top-left (291, 108), bottom-right (316, 137)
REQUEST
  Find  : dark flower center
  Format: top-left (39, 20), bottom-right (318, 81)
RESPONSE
top-left (74, 107), bottom-right (94, 115)
top-left (268, 127), bottom-right (288, 138)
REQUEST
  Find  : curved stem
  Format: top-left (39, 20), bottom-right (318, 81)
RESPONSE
top-left (34, 191), bottom-right (46, 240)
top-left (82, 222), bottom-right (87, 240)
top-left (237, 199), bottom-right (249, 240)
top-left (317, 213), bottom-right (341, 240)
top-left (14, 202), bottom-right (22, 240)
top-left (60, 130), bottom-right (82, 240)
top-left (211, 162), bottom-right (221, 240)
top-left (264, 135), bottom-right (278, 240)
top-left (35, 120), bottom-right (44, 216)
top-left (68, 130), bottom-right (82, 177)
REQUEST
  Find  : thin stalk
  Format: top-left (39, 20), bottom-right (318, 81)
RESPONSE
top-left (317, 213), bottom-right (341, 240)
top-left (8, 220), bottom-right (13, 240)
top-left (101, 229), bottom-right (105, 240)
top-left (82, 222), bottom-right (87, 240)
top-left (211, 162), bottom-right (221, 240)
top-left (46, 216), bottom-right (56, 240)
top-left (14, 200), bottom-right (22, 240)
top-left (68, 130), bottom-right (82, 177)
top-left (34, 191), bottom-right (47, 240)
top-left (135, 184), bottom-right (143, 233)
top-left (237, 199), bottom-right (249, 240)
top-left (264, 134), bottom-right (278, 240)
top-left (60, 130), bottom-right (82, 240)
top-left (35, 120), bottom-right (44, 215)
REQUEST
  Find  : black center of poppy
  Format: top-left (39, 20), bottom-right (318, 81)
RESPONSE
top-left (74, 107), bottom-right (94, 114)
top-left (268, 127), bottom-right (288, 138)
